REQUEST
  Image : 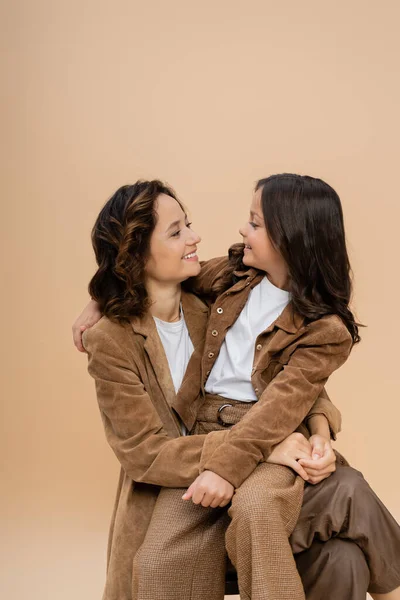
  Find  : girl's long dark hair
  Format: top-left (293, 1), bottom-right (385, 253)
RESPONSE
top-left (255, 173), bottom-right (361, 343)
top-left (89, 180), bottom-right (180, 322)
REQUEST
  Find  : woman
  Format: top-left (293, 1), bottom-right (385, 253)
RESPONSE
top-left (75, 178), bottom-right (400, 600)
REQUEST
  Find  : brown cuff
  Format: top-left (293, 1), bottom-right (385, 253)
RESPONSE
top-left (201, 441), bottom-right (263, 488)
top-left (305, 410), bottom-right (341, 441)
top-left (199, 430), bottom-right (230, 473)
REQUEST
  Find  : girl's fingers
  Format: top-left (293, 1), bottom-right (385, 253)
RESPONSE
top-left (288, 458), bottom-right (309, 481)
top-left (307, 473), bottom-right (334, 485)
top-left (299, 454), bottom-right (335, 470)
top-left (303, 465), bottom-right (335, 478)
top-left (293, 449), bottom-right (313, 461)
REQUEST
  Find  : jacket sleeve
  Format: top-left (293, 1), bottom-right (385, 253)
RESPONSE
top-left (200, 318), bottom-right (353, 488)
top-left (83, 327), bottom-right (228, 488)
top-left (305, 387), bottom-right (342, 440)
top-left (185, 255), bottom-right (230, 300)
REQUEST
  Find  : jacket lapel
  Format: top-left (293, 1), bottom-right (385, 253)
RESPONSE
top-left (171, 292), bottom-right (209, 431)
top-left (131, 312), bottom-right (177, 410)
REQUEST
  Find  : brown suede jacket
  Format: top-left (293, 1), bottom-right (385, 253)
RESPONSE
top-left (174, 251), bottom-right (352, 488)
top-left (83, 252), bottom-right (349, 599)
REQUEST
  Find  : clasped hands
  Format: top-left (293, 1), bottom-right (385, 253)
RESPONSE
top-left (182, 433), bottom-right (336, 508)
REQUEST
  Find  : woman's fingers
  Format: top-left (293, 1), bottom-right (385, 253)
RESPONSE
top-left (182, 482), bottom-right (195, 501)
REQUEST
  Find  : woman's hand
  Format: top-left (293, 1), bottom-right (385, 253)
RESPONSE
top-left (182, 470), bottom-right (234, 508)
top-left (298, 434), bottom-right (336, 485)
top-left (266, 432), bottom-right (312, 481)
top-left (72, 299), bottom-right (102, 352)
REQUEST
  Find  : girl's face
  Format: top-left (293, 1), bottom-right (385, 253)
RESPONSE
top-left (145, 194), bottom-right (201, 285)
top-left (239, 188), bottom-right (289, 288)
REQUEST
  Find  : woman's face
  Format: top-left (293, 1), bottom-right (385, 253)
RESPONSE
top-left (239, 188), bottom-right (289, 287)
top-left (145, 194), bottom-right (201, 285)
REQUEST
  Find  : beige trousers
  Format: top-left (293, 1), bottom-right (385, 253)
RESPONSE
top-left (132, 462), bottom-right (304, 600)
top-left (131, 395), bottom-right (400, 600)
top-left (133, 396), bottom-right (306, 600)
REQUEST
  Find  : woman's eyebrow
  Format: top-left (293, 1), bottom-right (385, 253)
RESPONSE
top-left (165, 213), bottom-right (190, 233)
top-left (166, 219), bottom-right (181, 233)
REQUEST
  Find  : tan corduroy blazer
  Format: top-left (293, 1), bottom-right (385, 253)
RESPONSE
top-left (84, 274), bottom-right (346, 599)
top-left (174, 251), bottom-right (352, 488)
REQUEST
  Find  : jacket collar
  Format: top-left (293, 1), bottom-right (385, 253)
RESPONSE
top-left (227, 268), bottom-right (304, 335)
top-left (130, 290), bottom-right (208, 341)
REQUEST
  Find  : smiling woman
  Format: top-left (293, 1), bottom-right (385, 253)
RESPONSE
top-left (144, 193), bottom-right (201, 317)
top-left (88, 181), bottom-right (201, 323)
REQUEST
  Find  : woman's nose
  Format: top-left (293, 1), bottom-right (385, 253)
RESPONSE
top-left (190, 229), bottom-right (201, 244)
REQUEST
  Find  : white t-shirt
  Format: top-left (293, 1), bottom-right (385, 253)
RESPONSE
top-left (154, 310), bottom-right (194, 434)
top-left (205, 276), bottom-right (290, 401)
top-left (154, 311), bottom-right (194, 393)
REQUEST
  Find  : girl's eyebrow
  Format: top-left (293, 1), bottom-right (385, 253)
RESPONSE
top-left (250, 210), bottom-right (262, 221)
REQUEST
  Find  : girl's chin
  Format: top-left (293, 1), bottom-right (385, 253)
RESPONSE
top-left (242, 252), bottom-right (253, 265)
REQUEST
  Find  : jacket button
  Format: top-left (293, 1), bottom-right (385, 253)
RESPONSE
top-left (256, 344), bottom-right (262, 350)
top-left (208, 352), bottom-right (214, 358)
top-left (211, 330), bottom-right (218, 336)
top-left (216, 307), bottom-right (223, 314)
top-left (254, 387), bottom-right (259, 393)
top-left (206, 370), bottom-right (211, 376)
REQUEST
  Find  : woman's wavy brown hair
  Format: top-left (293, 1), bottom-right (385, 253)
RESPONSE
top-left (89, 180), bottom-right (181, 322)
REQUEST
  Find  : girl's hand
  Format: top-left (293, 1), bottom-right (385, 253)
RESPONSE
top-left (266, 432), bottom-right (312, 481)
top-left (182, 470), bottom-right (234, 508)
top-left (298, 434), bottom-right (336, 485)
top-left (72, 299), bottom-right (102, 352)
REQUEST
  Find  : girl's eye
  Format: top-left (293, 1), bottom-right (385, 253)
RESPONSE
top-left (249, 221), bottom-right (258, 229)
top-left (171, 230), bottom-right (181, 237)
top-left (186, 222), bottom-right (192, 229)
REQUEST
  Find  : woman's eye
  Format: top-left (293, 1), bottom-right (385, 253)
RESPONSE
top-left (249, 221), bottom-right (258, 229)
top-left (186, 222), bottom-right (192, 229)
top-left (171, 230), bottom-right (181, 237)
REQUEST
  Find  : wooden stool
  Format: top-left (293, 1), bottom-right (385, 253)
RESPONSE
top-left (225, 557), bottom-right (239, 595)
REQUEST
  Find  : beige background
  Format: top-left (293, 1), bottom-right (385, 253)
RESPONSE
top-left (1, 1), bottom-right (399, 598)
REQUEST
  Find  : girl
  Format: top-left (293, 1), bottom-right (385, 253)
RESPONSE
top-left (76, 177), bottom-right (400, 600)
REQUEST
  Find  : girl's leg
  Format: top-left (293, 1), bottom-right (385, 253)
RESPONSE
top-left (132, 487), bottom-right (229, 600)
top-left (226, 462), bottom-right (305, 600)
top-left (290, 464), bottom-right (400, 596)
